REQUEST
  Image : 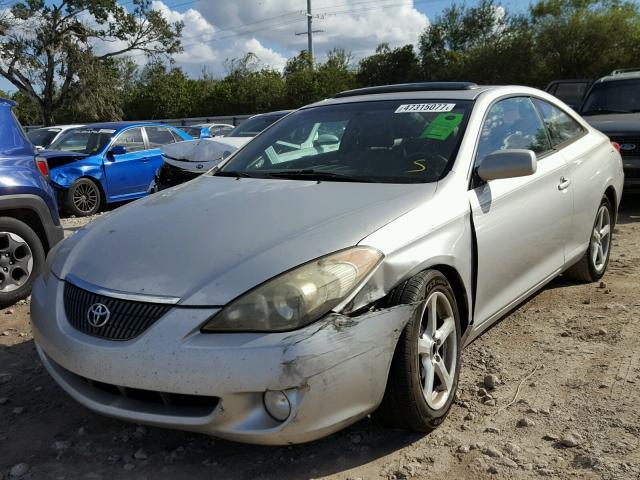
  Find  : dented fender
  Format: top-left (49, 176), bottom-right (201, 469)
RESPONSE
top-left (50, 159), bottom-right (106, 192)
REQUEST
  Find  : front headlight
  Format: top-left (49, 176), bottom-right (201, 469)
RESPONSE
top-left (201, 246), bottom-right (383, 332)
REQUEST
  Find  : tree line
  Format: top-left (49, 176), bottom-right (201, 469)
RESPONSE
top-left (2, 0), bottom-right (640, 126)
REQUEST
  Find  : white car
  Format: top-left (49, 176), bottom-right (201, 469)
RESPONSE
top-left (32, 83), bottom-right (623, 445)
top-left (27, 124), bottom-right (84, 150)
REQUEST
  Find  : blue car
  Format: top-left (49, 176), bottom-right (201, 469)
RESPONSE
top-left (40, 122), bottom-right (191, 216)
top-left (0, 98), bottom-right (64, 306)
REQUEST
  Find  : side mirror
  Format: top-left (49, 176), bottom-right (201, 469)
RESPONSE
top-left (110, 145), bottom-right (127, 156)
top-left (477, 149), bottom-right (537, 181)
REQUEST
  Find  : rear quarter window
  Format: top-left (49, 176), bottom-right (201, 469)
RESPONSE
top-left (532, 98), bottom-right (585, 147)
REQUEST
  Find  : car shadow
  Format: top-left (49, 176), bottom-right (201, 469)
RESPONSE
top-left (617, 192), bottom-right (640, 224)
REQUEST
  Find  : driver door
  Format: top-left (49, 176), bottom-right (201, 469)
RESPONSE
top-left (103, 127), bottom-right (148, 198)
top-left (468, 96), bottom-right (573, 326)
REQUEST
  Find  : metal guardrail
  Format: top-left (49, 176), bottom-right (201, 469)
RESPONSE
top-left (24, 114), bottom-right (254, 131)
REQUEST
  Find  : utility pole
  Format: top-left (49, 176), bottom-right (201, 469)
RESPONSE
top-left (295, 0), bottom-right (323, 63)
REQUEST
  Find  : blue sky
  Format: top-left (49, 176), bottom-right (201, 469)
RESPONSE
top-left (0, 0), bottom-right (535, 93)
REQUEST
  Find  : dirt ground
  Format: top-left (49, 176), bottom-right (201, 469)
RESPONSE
top-left (1, 196), bottom-right (639, 480)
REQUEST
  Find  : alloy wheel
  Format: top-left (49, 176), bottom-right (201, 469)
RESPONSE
top-left (0, 232), bottom-right (33, 292)
top-left (73, 182), bottom-right (99, 214)
top-left (591, 204), bottom-right (611, 273)
top-left (417, 291), bottom-right (458, 410)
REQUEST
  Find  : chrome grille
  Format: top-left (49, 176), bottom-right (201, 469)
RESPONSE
top-left (63, 282), bottom-right (172, 340)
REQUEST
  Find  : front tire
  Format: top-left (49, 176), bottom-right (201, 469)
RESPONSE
top-left (375, 270), bottom-right (462, 432)
top-left (564, 196), bottom-right (613, 283)
top-left (65, 178), bottom-right (101, 217)
top-left (0, 217), bottom-right (45, 308)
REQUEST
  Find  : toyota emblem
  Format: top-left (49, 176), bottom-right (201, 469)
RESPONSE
top-left (87, 303), bottom-right (111, 328)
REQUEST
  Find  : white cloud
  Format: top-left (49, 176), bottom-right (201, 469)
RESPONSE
top-left (160, 0), bottom-right (428, 74)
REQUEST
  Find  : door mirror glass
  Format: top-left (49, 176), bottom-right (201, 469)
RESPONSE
top-left (477, 149), bottom-right (537, 181)
top-left (110, 145), bottom-right (127, 156)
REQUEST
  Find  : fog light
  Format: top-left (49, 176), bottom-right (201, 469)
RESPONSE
top-left (263, 390), bottom-right (291, 421)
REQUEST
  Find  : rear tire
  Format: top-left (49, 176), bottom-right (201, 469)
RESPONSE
top-left (0, 217), bottom-right (45, 308)
top-left (564, 196), bottom-right (613, 283)
top-left (65, 178), bottom-right (101, 217)
top-left (375, 270), bottom-right (461, 432)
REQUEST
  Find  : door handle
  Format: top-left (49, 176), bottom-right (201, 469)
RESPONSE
top-left (558, 176), bottom-right (571, 190)
top-left (140, 157), bottom-right (150, 163)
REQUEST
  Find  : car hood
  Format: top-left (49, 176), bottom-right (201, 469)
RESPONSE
top-left (215, 136), bottom-right (252, 148)
top-left (53, 175), bottom-right (435, 306)
top-left (161, 138), bottom-right (239, 172)
top-left (582, 113), bottom-right (640, 135)
top-left (38, 150), bottom-right (90, 169)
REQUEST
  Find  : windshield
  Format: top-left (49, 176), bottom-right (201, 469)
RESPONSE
top-left (581, 79), bottom-right (640, 114)
top-left (217, 100), bottom-right (471, 184)
top-left (228, 114), bottom-right (286, 137)
top-left (180, 126), bottom-right (202, 137)
top-left (27, 128), bottom-right (60, 147)
top-left (49, 128), bottom-right (115, 154)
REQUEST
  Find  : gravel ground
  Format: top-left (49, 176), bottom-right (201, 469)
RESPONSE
top-left (1, 196), bottom-right (639, 480)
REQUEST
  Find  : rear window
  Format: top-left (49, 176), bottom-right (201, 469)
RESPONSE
top-left (218, 100), bottom-right (471, 184)
top-left (228, 115), bottom-right (286, 137)
top-left (27, 128), bottom-right (60, 148)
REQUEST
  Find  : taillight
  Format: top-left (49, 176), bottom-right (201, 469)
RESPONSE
top-left (611, 141), bottom-right (621, 152)
top-left (35, 156), bottom-right (50, 181)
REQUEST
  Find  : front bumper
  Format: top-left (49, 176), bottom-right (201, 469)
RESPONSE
top-left (30, 275), bottom-right (417, 445)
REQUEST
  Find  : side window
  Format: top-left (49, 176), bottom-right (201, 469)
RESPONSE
top-left (146, 126), bottom-right (177, 148)
top-left (532, 98), bottom-right (585, 147)
top-left (476, 97), bottom-right (552, 162)
top-left (113, 127), bottom-right (145, 152)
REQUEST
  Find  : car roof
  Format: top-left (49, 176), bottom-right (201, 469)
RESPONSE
top-left (249, 110), bottom-right (294, 119)
top-left (595, 69), bottom-right (640, 83)
top-left (304, 85), bottom-right (495, 109)
top-left (81, 121), bottom-right (174, 130)
top-left (0, 98), bottom-right (16, 107)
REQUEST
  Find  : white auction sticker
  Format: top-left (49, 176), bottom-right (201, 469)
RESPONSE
top-left (395, 103), bottom-right (456, 113)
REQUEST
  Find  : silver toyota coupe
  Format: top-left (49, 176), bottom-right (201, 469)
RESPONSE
top-left (31, 83), bottom-right (624, 445)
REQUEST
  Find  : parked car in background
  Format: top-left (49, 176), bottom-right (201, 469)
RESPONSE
top-left (151, 137), bottom-right (240, 192)
top-left (579, 68), bottom-right (640, 191)
top-left (0, 98), bottom-right (63, 307)
top-left (40, 122), bottom-right (191, 216)
top-left (221, 110), bottom-right (293, 148)
top-left (545, 79), bottom-right (592, 110)
top-left (27, 124), bottom-right (84, 150)
top-left (32, 83), bottom-right (623, 445)
top-left (178, 123), bottom-right (235, 139)
top-left (151, 116), bottom-right (342, 191)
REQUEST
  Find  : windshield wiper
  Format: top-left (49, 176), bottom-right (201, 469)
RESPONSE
top-left (581, 108), bottom-right (631, 115)
top-left (214, 170), bottom-right (254, 178)
top-left (267, 169), bottom-right (377, 183)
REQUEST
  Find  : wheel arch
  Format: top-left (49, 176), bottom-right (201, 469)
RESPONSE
top-left (428, 264), bottom-right (471, 338)
top-left (604, 185), bottom-right (617, 225)
top-left (0, 208), bottom-right (49, 252)
top-left (77, 175), bottom-right (107, 209)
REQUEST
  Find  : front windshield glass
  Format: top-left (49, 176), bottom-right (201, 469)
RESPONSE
top-left (581, 79), bottom-right (640, 114)
top-left (27, 128), bottom-right (60, 147)
top-left (216, 100), bottom-right (471, 183)
top-left (49, 128), bottom-right (115, 154)
top-left (228, 115), bottom-right (285, 137)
